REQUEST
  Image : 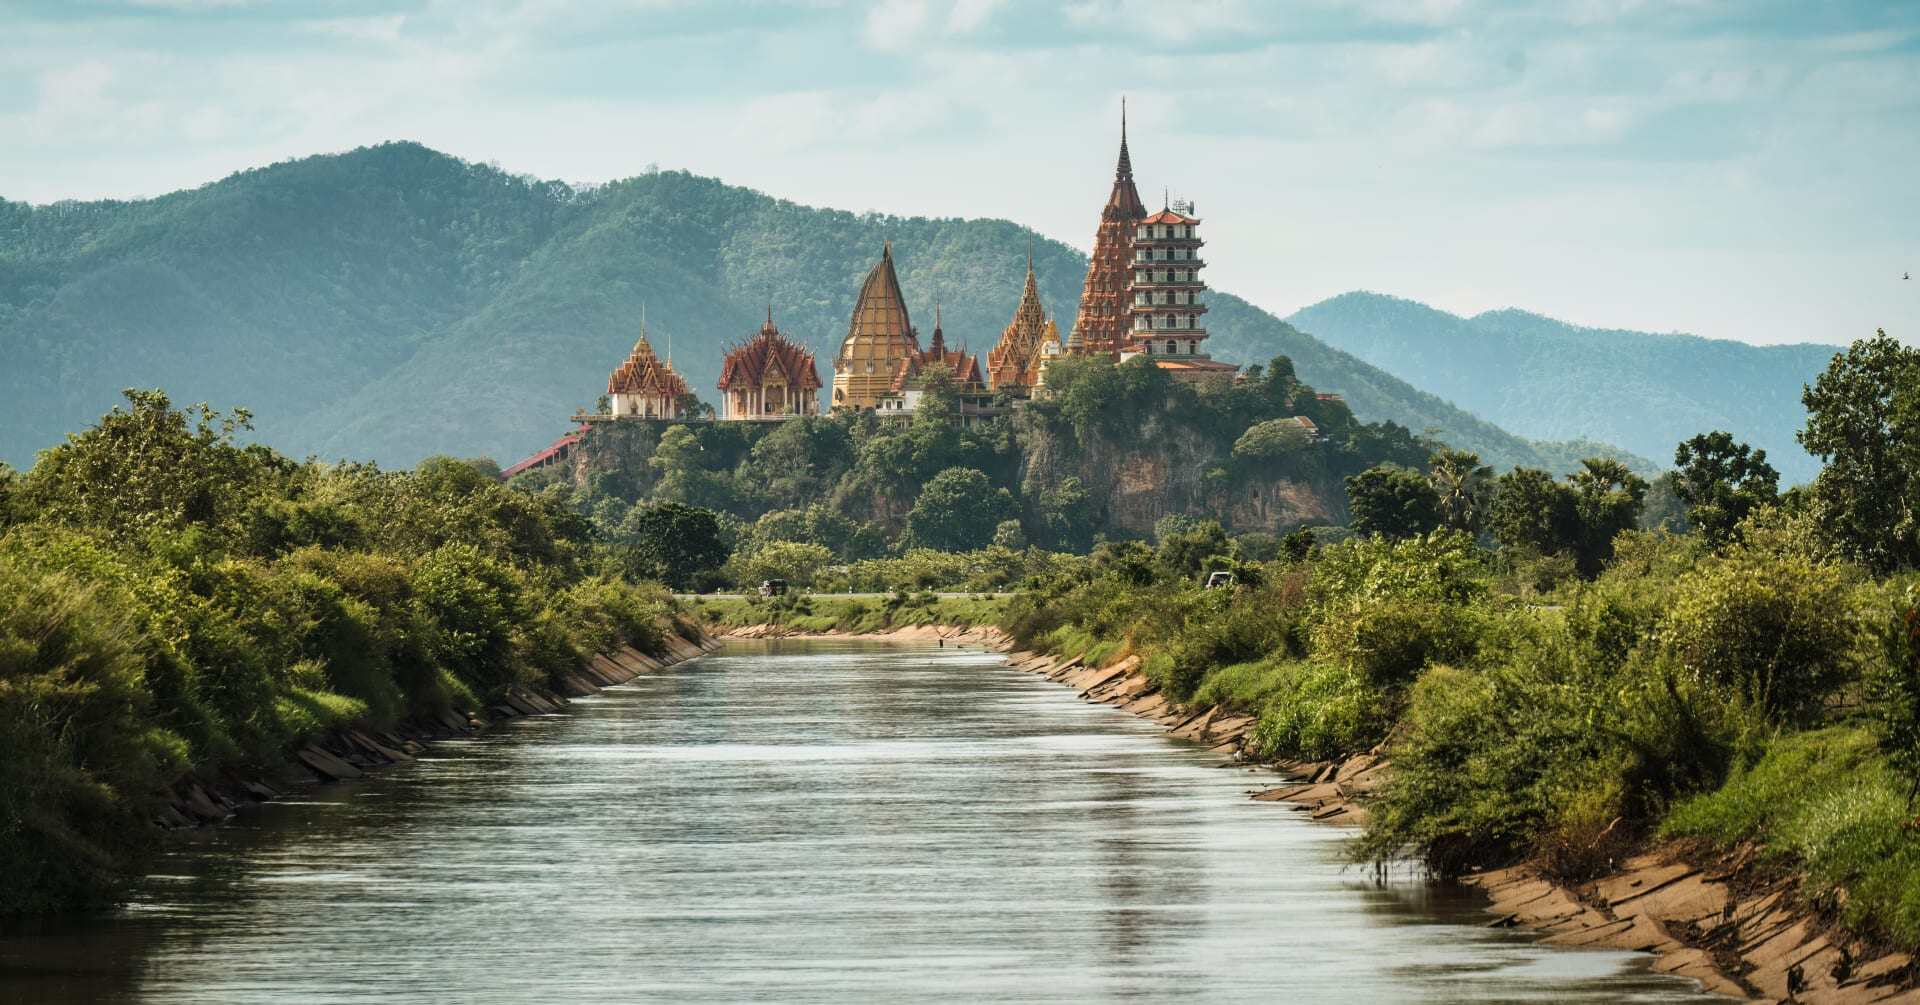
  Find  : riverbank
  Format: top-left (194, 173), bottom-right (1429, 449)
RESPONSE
top-left (157, 630), bottom-right (718, 829)
top-left (709, 621), bottom-right (1918, 1004)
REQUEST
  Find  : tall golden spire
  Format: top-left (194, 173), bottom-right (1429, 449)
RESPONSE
top-left (832, 241), bottom-right (920, 410)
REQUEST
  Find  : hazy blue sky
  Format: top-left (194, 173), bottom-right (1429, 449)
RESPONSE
top-left (4, 0), bottom-right (1915, 345)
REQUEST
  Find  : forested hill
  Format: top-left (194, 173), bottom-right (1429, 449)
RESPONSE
top-left (5, 141), bottom-right (1629, 473)
top-left (1287, 292), bottom-right (1840, 484)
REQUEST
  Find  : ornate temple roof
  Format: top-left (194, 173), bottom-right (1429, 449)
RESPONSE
top-left (889, 306), bottom-right (985, 393)
top-left (718, 309), bottom-right (822, 392)
top-left (840, 241), bottom-right (918, 361)
top-left (607, 320), bottom-right (690, 399)
top-left (986, 251), bottom-right (1050, 391)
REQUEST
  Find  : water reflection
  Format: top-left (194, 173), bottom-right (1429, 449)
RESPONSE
top-left (0, 639), bottom-right (1721, 1003)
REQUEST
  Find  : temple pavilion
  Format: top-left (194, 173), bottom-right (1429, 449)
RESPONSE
top-left (716, 309), bottom-right (822, 420)
top-left (606, 315), bottom-right (690, 418)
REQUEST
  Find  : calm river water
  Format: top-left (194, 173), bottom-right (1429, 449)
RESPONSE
top-left (1, 639), bottom-right (1723, 1003)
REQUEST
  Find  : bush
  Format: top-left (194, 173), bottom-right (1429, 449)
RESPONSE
top-left (1662, 539), bottom-right (1865, 723)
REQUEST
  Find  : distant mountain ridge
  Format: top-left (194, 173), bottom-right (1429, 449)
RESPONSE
top-left (6, 142), bottom-right (1642, 473)
top-left (1286, 292), bottom-right (1839, 483)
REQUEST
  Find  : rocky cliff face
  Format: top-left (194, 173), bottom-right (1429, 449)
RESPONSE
top-left (1017, 410), bottom-right (1345, 537)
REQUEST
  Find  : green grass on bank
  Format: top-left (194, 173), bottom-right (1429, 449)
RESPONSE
top-left (693, 592), bottom-right (1009, 635)
top-left (1663, 727), bottom-right (1920, 948)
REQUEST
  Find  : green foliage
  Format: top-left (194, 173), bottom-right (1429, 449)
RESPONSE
top-left (1872, 589), bottom-right (1920, 805)
top-left (1662, 530), bottom-right (1864, 723)
top-left (616, 502), bottom-right (729, 589)
top-left (1673, 431), bottom-right (1779, 546)
top-left (731, 541), bottom-right (835, 588)
top-left (1346, 464), bottom-right (1441, 539)
top-left (1799, 330), bottom-right (1920, 572)
top-left (1233, 417), bottom-right (1314, 462)
top-left (1427, 449), bottom-right (1493, 536)
top-left (0, 563), bottom-right (177, 915)
top-left (1490, 467), bottom-right (1576, 555)
top-left (903, 467), bottom-right (1017, 553)
top-left (1487, 460), bottom-right (1646, 576)
top-left (1664, 728), bottom-right (1920, 948)
top-left (1, 391), bottom-right (688, 916)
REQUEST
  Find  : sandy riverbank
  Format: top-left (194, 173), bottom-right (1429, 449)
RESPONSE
top-left (713, 623), bottom-right (1919, 1004)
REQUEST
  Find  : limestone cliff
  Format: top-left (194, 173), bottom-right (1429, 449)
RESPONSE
top-left (1016, 409), bottom-right (1345, 537)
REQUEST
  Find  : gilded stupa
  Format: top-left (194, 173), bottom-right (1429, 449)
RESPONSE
top-left (832, 242), bottom-right (920, 410)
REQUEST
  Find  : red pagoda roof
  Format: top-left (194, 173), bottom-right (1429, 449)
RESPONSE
top-left (718, 310), bottom-right (823, 392)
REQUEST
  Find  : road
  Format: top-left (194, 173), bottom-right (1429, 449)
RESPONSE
top-left (676, 592), bottom-right (1016, 601)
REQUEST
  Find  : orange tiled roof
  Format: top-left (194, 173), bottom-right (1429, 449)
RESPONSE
top-left (607, 328), bottom-right (690, 398)
top-left (719, 310), bottom-right (823, 393)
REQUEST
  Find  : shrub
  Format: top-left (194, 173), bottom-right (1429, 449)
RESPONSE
top-left (1662, 540), bottom-right (1864, 723)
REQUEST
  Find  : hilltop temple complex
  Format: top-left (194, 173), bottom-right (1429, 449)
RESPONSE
top-left (509, 105), bottom-right (1243, 476)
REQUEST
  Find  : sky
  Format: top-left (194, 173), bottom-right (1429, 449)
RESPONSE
top-left (3, 0), bottom-right (1916, 346)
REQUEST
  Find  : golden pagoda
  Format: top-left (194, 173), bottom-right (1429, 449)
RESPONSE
top-left (832, 242), bottom-right (920, 411)
top-left (985, 250), bottom-right (1049, 394)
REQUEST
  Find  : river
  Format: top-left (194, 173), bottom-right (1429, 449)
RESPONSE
top-left (0, 639), bottom-right (1722, 1003)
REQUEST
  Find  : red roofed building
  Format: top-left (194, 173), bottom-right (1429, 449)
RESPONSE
top-left (717, 309), bottom-right (823, 420)
top-left (874, 307), bottom-right (1000, 424)
top-left (606, 315), bottom-right (691, 418)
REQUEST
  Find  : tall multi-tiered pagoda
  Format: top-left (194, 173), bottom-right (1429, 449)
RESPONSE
top-left (985, 250), bottom-right (1055, 394)
top-left (1067, 101), bottom-right (1147, 357)
top-left (606, 314), bottom-right (690, 418)
top-left (1119, 203), bottom-right (1235, 378)
top-left (832, 242), bottom-right (919, 411)
top-left (717, 309), bottom-right (822, 420)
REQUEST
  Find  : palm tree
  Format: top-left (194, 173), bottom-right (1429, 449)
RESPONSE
top-left (1428, 449), bottom-right (1493, 535)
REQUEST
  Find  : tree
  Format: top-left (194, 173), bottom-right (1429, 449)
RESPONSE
top-left (1490, 467), bottom-right (1576, 555)
top-left (1877, 589), bottom-right (1920, 806)
top-left (1799, 331), bottom-right (1920, 571)
top-left (1034, 476), bottom-right (1094, 552)
top-left (1232, 418), bottom-right (1314, 463)
top-left (991, 520), bottom-right (1027, 550)
top-left (903, 467), bottom-right (1017, 552)
top-left (1157, 518), bottom-right (1231, 579)
top-left (1346, 464), bottom-right (1442, 539)
top-left (1673, 431), bottom-right (1779, 545)
top-left (648, 425), bottom-right (736, 511)
top-left (1567, 458), bottom-right (1648, 575)
top-left (1427, 449), bottom-right (1493, 536)
top-left (733, 541), bottom-right (834, 588)
top-left (617, 502), bottom-right (729, 589)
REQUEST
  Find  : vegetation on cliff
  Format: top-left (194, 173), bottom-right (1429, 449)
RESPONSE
top-left (511, 352), bottom-right (1434, 579)
top-left (0, 391), bottom-right (688, 917)
top-left (1000, 329), bottom-right (1920, 952)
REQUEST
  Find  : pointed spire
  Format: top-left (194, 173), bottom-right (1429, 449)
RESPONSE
top-left (931, 302), bottom-right (945, 355)
top-left (1117, 96), bottom-right (1133, 181)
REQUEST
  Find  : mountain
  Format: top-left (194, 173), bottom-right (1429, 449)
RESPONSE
top-left (4, 141), bottom-right (1636, 474)
top-left (1285, 292), bottom-right (1840, 483)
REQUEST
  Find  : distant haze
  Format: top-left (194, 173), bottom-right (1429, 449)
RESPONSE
top-left (2, 2), bottom-right (1915, 348)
